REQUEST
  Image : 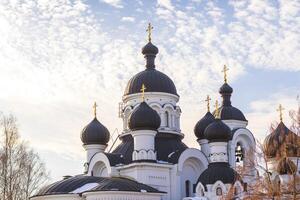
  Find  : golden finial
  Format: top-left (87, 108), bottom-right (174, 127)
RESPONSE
top-left (222, 65), bottom-right (229, 83)
top-left (214, 100), bottom-right (220, 118)
top-left (93, 102), bottom-right (98, 118)
top-left (140, 84), bottom-right (147, 101)
top-left (277, 104), bottom-right (284, 122)
top-left (205, 95), bottom-right (211, 112)
top-left (146, 23), bottom-right (153, 42)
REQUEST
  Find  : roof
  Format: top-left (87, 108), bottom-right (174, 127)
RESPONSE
top-left (264, 122), bottom-right (300, 158)
top-left (112, 133), bottom-right (187, 165)
top-left (194, 112), bottom-right (215, 140)
top-left (128, 102), bottom-right (161, 131)
top-left (124, 69), bottom-right (178, 96)
top-left (213, 83), bottom-right (247, 122)
top-left (81, 117), bottom-right (110, 145)
top-left (197, 162), bottom-right (240, 190)
top-left (204, 119), bottom-right (231, 142)
top-left (32, 175), bottom-right (164, 197)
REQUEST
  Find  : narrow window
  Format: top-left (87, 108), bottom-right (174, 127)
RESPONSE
top-left (185, 180), bottom-right (190, 197)
top-left (165, 111), bottom-right (169, 127)
top-left (216, 187), bottom-right (222, 196)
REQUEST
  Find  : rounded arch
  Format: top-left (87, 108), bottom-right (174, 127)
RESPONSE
top-left (149, 102), bottom-right (162, 110)
top-left (163, 103), bottom-right (175, 110)
top-left (88, 152), bottom-right (112, 177)
top-left (178, 148), bottom-right (209, 199)
top-left (123, 106), bottom-right (133, 130)
top-left (178, 148), bottom-right (209, 172)
top-left (212, 181), bottom-right (227, 195)
top-left (230, 128), bottom-right (256, 170)
top-left (195, 182), bottom-right (205, 196)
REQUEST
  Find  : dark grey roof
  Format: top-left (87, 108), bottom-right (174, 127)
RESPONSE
top-left (124, 69), bottom-right (178, 96)
top-left (194, 112), bottom-right (215, 140)
top-left (128, 102), bottom-right (161, 131)
top-left (81, 117), bottom-right (110, 145)
top-left (142, 42), bottom-right (159, 55)
top-left (204, 119), bottom-right (231, 142)
top-left (264, 122), bottom-right (300, 158)
top-left (124, 41), bottom-right (178, 96)
top-left (32, 175), bottom-right (164, 197)
top-left (213, 83), bottom-right (247, 122)
top-left (198, 162), bottom-right (240, 190)
top-left (112, 133), bottom-right (187, 164)
top-left (104, 153), bottom-right (124, 166)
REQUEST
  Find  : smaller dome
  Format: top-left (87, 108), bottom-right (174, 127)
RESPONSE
top-left (264, 122), bottom-right (300, 158)
top-left (128, 102), bottom-right (161, 131)
top-left (198, 163), bottom-right (240, 188)
top-left (142, 42), bottom-right (159, 55)
top-left (276, 157), bottom-right (297, 175)
top-left (204, 119), bottom-right (231, 142)
top-left (214, 83), bottom-right (247, 121)
top-left (219, 83), bottom-right (233, 94)
top-left (81, 118), bottom-right (110, 145)
top-left (194, 112), bottom-right (215, 140)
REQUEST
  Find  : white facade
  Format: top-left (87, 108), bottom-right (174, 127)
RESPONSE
top-left (81, 91), bottom-right (256, 200)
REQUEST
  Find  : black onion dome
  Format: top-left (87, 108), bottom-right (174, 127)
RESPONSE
top-left (81, 118), bottom-right (110, 145)
top-left (276, 157), bottom-right (297, 175)
top-left (124, 70), bottom-right (178, 96)
top-left (214, 83), bottom-right (247, 121)
top-left (32, 175), bottom-right (163, 197)
top-left (194, 112), bottom-right (215, 140)
top-left (142, 42), bottom-right (159, 55)
top-left (124, 41), bottom-right (178, 97)
top-left (128, 102), bottom-right (161, 131)
top-left (264, 122), bottom-right (300, 158)
top-left (204, 119), bottom-right (231, 142)
top-left (219, 83), bottom-right (233, 94)
top-left (198, 163), bottom-right (240, 189)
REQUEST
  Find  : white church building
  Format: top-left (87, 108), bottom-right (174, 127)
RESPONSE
top-left (30, 26), bottom-right (299, 200)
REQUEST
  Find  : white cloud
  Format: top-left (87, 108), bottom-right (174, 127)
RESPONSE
top-left (99, 0), bottom-right (123, 8)
top-left (121, 16), bottom-right (135, 22)
top-left (0, 0), bottom-right (299, 180)
top-left (157, 0), bottom-right (174, 11)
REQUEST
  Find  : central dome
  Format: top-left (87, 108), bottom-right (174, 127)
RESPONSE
top-left (124, 41), bottom-right (178, 97)
top-left (124, 69), bottom-right (178, 96)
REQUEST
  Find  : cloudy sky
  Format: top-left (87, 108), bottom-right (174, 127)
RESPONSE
top-left (0, 0), bottom-right (299, 181)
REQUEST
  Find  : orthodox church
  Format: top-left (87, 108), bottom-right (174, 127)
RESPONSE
top-left (30, 25), bottom-right (299, 200)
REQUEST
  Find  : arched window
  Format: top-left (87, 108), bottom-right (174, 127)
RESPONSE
top-left (216, 187), bottom-right (222, 196)
top-left (165, 111), bottom-right (169, 127)
top-left (235, 143), bottom-right (244, 166)
top-left (185, 180), bottom-right (190, 197)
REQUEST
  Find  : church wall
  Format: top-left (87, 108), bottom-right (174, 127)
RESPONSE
top-left (121, 92), bottom-right (182, 136)
top-left (117, 162), bottom-right (173, 200)
top-left (30, 194), bottom-right (82, 200)
top-left (83, 191), bottom-right (163, 200)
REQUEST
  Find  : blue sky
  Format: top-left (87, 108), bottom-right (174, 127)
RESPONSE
top-left (0, 0), bottom-right (299, 181)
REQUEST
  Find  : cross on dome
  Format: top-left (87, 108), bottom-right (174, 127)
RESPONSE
top-left (205, 95), bottom-right (211, 112)
top-left (140, 84), bottom-right (147, 102)
top-left (277, 104), bottom-right (284, 122)
top-left (146, 23), bottom-right (153, 42)
top-left (222, 65), bottom-right (229, 83)
top-left (93, 102), bottom-right (98, 118)
top-left (214, 100), bottom-right (220, 118)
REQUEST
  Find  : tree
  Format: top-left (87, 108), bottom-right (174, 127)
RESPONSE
top-left (0, 114), bottom-right (49, 200)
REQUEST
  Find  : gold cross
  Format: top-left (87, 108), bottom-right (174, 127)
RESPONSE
top-left (214, 100), bottom-right (220, 118)
top-left (222, 65), bottom-right (229, 83)
top-left (146, 23), bottom-right (153, 42)
top-left (205, 95), bottom-right (211, 112)
top-left (93, 102), bottom-right (98, 118)
top-left (140, 84), bottom-right (147, 101)
top-left (277, 104), bottom-right (284, 122)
